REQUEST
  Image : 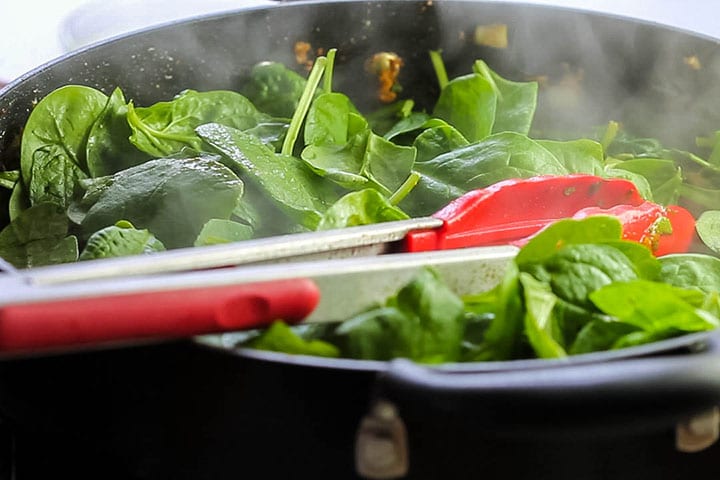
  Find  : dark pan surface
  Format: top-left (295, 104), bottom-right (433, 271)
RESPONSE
top-left (2, 3), bottom-right (720, 479)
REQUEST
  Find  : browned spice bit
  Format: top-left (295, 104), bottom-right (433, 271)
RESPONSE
top-left (474, 23), bottom-right (508, 48)
top-left (684, 55), bottom-right (702, 70)
top-left (366, 52), bottom-right (404, 103)
top-left (294, 41), bottom-right (315, 70)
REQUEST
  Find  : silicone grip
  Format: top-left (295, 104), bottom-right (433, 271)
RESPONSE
top-left (404, 175), bottom-right (644, 252)
top-left (0, 278), bottom-right (320, 352)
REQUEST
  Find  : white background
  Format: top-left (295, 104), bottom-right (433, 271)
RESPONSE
top-left (1, 0), bottom-right (719, 85)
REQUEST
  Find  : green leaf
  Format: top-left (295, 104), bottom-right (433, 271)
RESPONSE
top-left (659, 253), bottom-right (720, 293)
top-left (537, 139), bottom-right (604, 175)
top-left (361, 133), bottom-right (416, 194)
top-left (316, 189), bottom-right (408, 230)
top-left (470, 262), bottom-right (525, 360)
top-left (590, 280), bottom-right (719, 333)
top-left (519, 272), bottom-right (567, 358)
top-left (602, 168), bottom-right (654, 201)
top-left (0, 171), bottom-right (20, 190)
top-left (75, 155), bottom-right (244, 249)
top-left (197, 122), bottom-right (337, 230)
top-left (86, 87), bottom-right (148, 177)
top-left (334, 268), bottom-right (466, 363)
top-left (80, 221), bottom-right (165, 260)
top-left (569, 319), bottom-right (639, 355)
top-left (515, 216), bottom-right (623, 266)
top-left (607, 158), bottom-right (682, 205)
top-left (304, 92), bottom-right (358, 146)
top-left (413, 124), bottom-right (469, 163)
top-left (21, 85), bottom-right (108, 189)
top-left (405, 132), bottom-right (567, 215)
top-left (528, 243), bottom-right (641, 310)
top-left (0, 203), bottom-right (78, 268)
top-left (382, 112), bottom-right (434, 141)
top-left (239, 62), bottom-right (308, 118)
top-left (696, 211), bottom-right (720, 254)
top-left (194, 218), bottom-right (254, 246)
top-left (248, 322), bottom-right (340, 358)
top-left (127, 90), bottom-right (267, 157)
top-left (433, 73), bottom-right (497, 142)
top-left (20, 85), bottom-right (108, 208)
top-left (475, 60), bottom-right (538, 135)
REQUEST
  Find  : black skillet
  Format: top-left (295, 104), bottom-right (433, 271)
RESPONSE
top-left (2, 1), bottom-right (720, 479)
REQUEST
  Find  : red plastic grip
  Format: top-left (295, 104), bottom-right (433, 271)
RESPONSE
top-left (0, 278), bottom-right (320, 352)
top-left (404, 175), bottom-right (644, 252)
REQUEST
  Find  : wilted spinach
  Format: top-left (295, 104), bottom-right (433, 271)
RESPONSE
top-left (73, 155), bottom-right (244, 249)
top-left (80, 220), bottom-right (165, 260)
top-left (21, 85), bottom-right (108, 208)
top-left (127, 89), bottom-right (269, 157)
top-left (0, 202), bottom-right (78, 268)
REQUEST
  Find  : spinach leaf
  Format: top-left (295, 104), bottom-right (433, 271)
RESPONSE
top-left (469, 262), bottom-right (525, 361)
top-left (304, 92), bottom-right (359, 146)
top-left (21, 85), bottom-right (108, 207)
top-left (659, 253), bottom-right (720, 293)
top-left (590, 280), bottom-right (718, 333)
top-left (0, 171), bottom-right (19, 191)
top-left (194, 218), bottom-right (254, 246)
top-left (231, 181), bottom-right (301, 237)
top-left (197, 122), bottom-right (337, 230)
top-left (569, 319), bottom-right (638, 355)
top-left (607, 158), bottom-right (682, 205)
top-left (405, 132), bottom-right (566, 215)
top-left (696, 211), bottom-right (720, 254)
top-left (602, 168), bottom-right (654, 201)
top-left (515, 216), bottom-right (623, 266)
top-left (75, 155), bottom-right (244, 249)
top-left (413, 124), bottom-right (469, 163)
top-left (127, 90), bottom-right (267, 157)
top-left (433, 73), bottom-right (496, 142)
top-left (382, 112), bottom-right (433, 141)
top-left (86, 87), bottom-right (148, 177)
top-left (239, 62), bottom-right (307, 118)
top-left (0, 203), bottom-right (78, 268)
top-left (316, 189), bottom-right (408, 230)
top-left (80, 221), bottom-right (165, 260)
top-left (530, 243), bottom-right (641, 310)
top-left (519, 272), bottom-right (567, 358)
top-left (362, 133), bottom-right (416, 194)
top-left (247, 321), bottom-right (340, 358)
top-left (475, 60), bottom-right (538, 135)
top-left (334, 268), bottom-right (466, 363)
top-left (536, 139), bottom-right (604, 174)
top-left (8, 182), bottom-right (28, 221)
top-left (301, 93), bottom-right (416, 194)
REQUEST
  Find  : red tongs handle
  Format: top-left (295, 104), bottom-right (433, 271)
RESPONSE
top-left (405, 175), bottom-right (645, 251)
top-left (0, 278), bottom-right (320, 353)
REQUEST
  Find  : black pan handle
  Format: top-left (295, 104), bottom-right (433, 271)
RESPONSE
top-left (371, 333), bottom-right (720, 438)
top-left (355, 337), bottom-right (720, 479)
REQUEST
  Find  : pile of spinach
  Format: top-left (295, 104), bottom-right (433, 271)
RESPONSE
top-left (4, 48), bottom-right (720, 268)
top-left (243, 216), bottom-right (720, 362)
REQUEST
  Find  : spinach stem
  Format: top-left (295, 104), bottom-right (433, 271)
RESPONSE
top-left (282, 56), bottom-right (328, 156)
top-left (600, 120), bottom-right (620, 152)
top-left (389, 171), bottom-right (420, 205)
top-left (429, 50), bottom-right (449, 90)
top-left (323, 48), bottom-right (337, 94)
top-left (473, 60), bottom-right (502, 99)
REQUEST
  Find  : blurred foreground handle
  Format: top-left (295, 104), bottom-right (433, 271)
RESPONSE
top-left (0, 278), bottom-right (319, 353)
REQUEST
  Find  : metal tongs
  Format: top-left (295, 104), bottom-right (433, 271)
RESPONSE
top-left (0, 175), bottom-right (641, 354)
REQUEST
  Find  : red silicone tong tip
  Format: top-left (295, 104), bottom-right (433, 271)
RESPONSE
top-left (404, 175), bottom-right (644, 252)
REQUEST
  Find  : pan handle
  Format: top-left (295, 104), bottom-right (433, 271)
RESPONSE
top-left (369, 333), bottom-right (720, 437)
top-left (356, 339), bottom-right (720, 480)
